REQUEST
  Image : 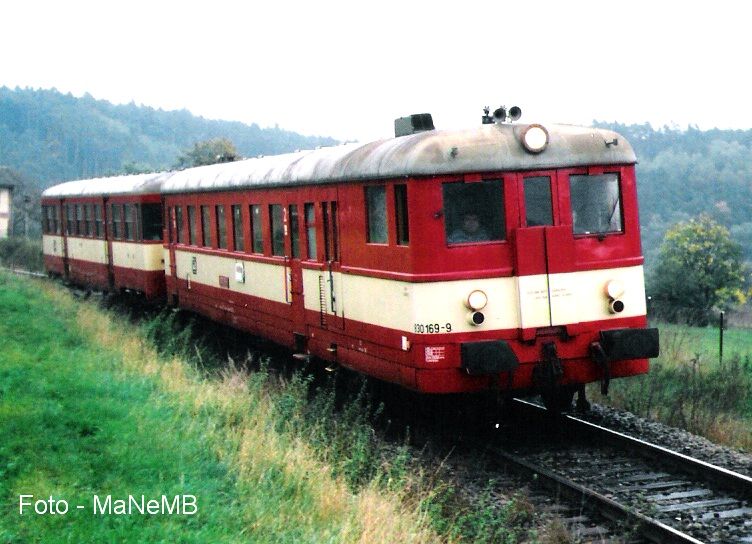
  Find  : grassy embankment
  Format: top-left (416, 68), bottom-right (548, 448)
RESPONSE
top-left (593, 321), bottom-right (752, 450)
top-left (0, 272), bottom-right (539, 543)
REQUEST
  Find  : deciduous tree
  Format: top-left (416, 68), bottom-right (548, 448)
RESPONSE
top-left (175, 138), bottom-right (239, 168)
top-left (651, 214), bottom-right (749, 324)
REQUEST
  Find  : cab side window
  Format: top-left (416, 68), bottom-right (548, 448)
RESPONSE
top-left (443, 180), bottom-right (505, 244)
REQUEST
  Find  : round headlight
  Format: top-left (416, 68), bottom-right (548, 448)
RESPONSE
top-left (606, 280), bottom-right (625, 300)
top-left (521, 124), bottom-right (549, 153)
top-left (466, 290), bottom-right (488, 310)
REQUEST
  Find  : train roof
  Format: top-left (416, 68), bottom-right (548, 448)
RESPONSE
top-left (41, 171), bottom-right (167, 198)
top-left (160, 123), bottom-right (635, 194)
top-left (41, 123), bottom-right (636, 198)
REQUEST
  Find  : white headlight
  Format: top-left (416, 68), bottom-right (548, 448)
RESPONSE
top-left (521, 124), bottom-right (549, 153)
top-left (466, 290), bottom-right (488, 310)
top-left (606, 280), bottom-right (625, 300)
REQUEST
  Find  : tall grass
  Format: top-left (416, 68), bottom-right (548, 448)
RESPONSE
top-left (1, 272), bottom-right (542, 543)
top-left (140, 307), bottom-right (540, 542)
top-left (595, 325), bottom-right (752, 450)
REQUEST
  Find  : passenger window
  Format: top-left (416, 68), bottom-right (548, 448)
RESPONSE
top-left (216, 205), bottom-right (227, 249)
top-left (395, 184), bottom-right (409, 246)
top-left (76, 204), bottom-right (85, 235)
top-left (289, 205), bottom-right (300, 258)
top-left (365, 186), bottom-right (387, 244)
top-left (84, 205), bottom-right (93, 237)
top-left (141, 203), bottom-right (162, 241)
top-left (112, 205), bottom-right (123, 240)
top-left (188, 206), bottom-right (197, 245)
top-left (201, 206), bottom-right (212, 247)
top-left (524, 176), bottom-right (553, 227)
top-left (570, 173), bottom-right (623, 235)
top-left (270, 204), bottom-right (285, 256)
top-left (232, 205), bottom-right (244, 252)
top-left (66, 205), bottom-right (74, 235)
top-left (250, 205), bottom-right (263, 253)
top-left (95, 205), bottom-right (104, 238)
top-left (175, 206), bottom-right (183, 244)
top-left (443, 180), bottom-right (505, 244)
top-left (124, 204), bottom-right (136, 241)
top-left (305, 203), bottom-right (317, 260)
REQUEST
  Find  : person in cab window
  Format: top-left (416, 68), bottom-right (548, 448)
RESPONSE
top-left (449, 212), bottom-right (490, 243)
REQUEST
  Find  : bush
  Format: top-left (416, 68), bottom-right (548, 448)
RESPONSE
top-left (0, 236), bottom-right (43, 271)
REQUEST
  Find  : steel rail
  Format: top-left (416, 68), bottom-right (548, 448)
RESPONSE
top-left (512, 398), bottom-right (752, 500)
top-left (493, 447), bottom-right (704, 544)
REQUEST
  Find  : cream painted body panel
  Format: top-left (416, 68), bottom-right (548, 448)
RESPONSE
top-left (163, 249), bottom-right (171, 276)
top-left (66, 237), bottom-right (107, 265)
top-left (302, 268), bottom-right (345, 319)
top-left (550, 266), bottom-right (646, 325)
top-left (0, 218), bottom-right (8, 238)
top-left (517, 275), bottom-right (551, 329)
top-left (167, 251), bottom-right (647, 335)
top-left (42, 235), bottom-right (65, 258)
top-left (174, 250), bottom-right (288, 304)
top-left (112, 242), bottom-right (164, 271)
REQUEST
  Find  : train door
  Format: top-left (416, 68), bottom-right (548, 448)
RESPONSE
top-left (286, 203), bottom-right (307, 336)
top-left (166, 205), bottom-right (179, 302)
top-left (103, 198), bottom-right (115, 290)
top-left (320, 198), bottom-right (344, 330)
top-left (60, 199), bottom-right (70, 279)
top-left (513, 171), bottom-right (573, 330)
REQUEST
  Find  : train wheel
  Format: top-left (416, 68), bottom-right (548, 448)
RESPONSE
top-left (540, 386), bottom-right (576, 413)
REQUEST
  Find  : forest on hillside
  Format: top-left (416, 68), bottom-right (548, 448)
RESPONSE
top-left (2, 87), bottom-right (752, 277)
top-left (0, 87), bottom-right (337, 185)
top-left (594, 122), bottom-right (752, 266)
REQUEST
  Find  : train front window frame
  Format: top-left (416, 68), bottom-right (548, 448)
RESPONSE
top-left (523, 176), bottom-right (554, 227)
top-left (443, 179), bottom-right (506, 245)
top-left (569, 173), bottom-right (623, 236)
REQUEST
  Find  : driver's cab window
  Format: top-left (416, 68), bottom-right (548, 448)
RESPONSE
top-left (443, 180), bottom-right (505, 244)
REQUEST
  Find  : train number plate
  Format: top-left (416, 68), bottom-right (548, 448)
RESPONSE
top-left (413, 323), bottom-right (452, 334)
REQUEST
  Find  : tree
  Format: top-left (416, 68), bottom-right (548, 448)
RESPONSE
top-left (650, 214), bottom-right (749, 324)
top-left (174, 138), bottom-right (239, 168)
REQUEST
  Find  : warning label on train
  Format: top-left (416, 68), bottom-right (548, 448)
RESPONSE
top-left (424, 346), bottom-right (446, 363)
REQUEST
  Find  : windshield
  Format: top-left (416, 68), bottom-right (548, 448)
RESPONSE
top-left (570, 173), bottom-right (623, 235)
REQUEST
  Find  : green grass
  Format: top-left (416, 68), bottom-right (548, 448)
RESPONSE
top-left (0, 272), bottom-right (451, 543)
top-left (658, 321), bottom-right (752, 360)
top-left (0, 274), bottom-right (252, 542)
top-left (0, 271), bottom-right (547, 543)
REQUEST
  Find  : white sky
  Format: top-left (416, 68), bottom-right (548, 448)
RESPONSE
top-left (1, 1), bottom-right (750, 142)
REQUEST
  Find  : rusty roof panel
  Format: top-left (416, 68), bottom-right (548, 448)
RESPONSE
top-left (161, 123), bottom-right (635, 194)
top-left (41, 123), bottom-right (636, 198)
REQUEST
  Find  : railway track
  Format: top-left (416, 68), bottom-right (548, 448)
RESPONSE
top-left (492, 399), bottom-right (752, 543)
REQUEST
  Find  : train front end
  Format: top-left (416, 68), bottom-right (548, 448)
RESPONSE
top-left (405, 121), bottom-right (658, 409)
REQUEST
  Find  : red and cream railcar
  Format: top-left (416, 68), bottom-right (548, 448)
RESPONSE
top-left (41, 173), bottom-right (167, 300)
top-left (160, 115), bottom-right (658, 407)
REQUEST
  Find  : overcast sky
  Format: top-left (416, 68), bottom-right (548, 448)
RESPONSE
top-left (2, 1), bottom-right (749, 142)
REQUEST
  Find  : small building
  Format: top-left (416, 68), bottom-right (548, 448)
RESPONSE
top-left (0, 184), bottom-right (12, 238)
